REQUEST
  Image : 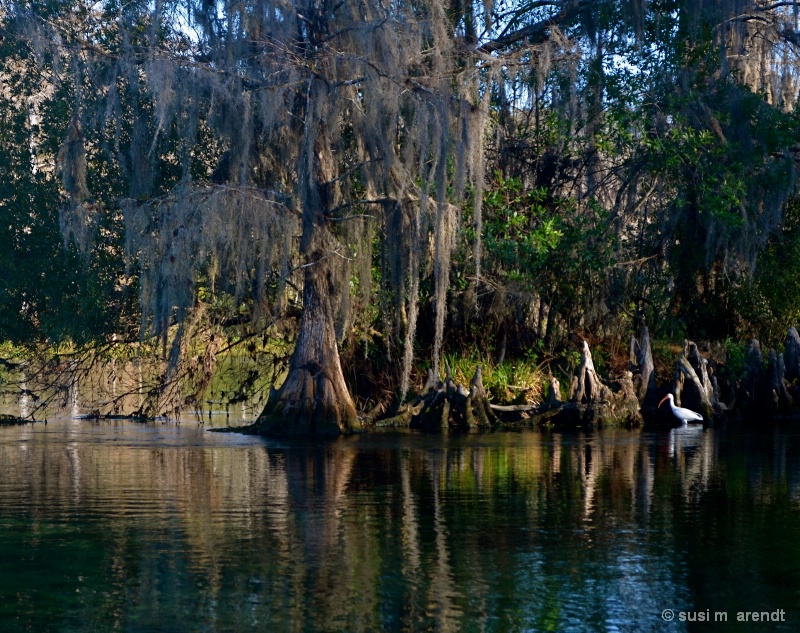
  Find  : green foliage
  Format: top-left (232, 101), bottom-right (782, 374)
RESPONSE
top-left (727, 197), bottom-right (800, 343)
top-left (631, 55), bottom-right (800, 338)
top-left (484, 174), bottom-right (564, 280)
top-left (478, 166), bottom-right (616, 349)
top-left (722, 338), bottom-right (748, 381)
top-left (0, 43), bottom-right (136, 347)
top-left (5, 0), bottom-right (800, 415)
top-left (443, 352), bottom-right (544, 404)
top-left (645, 84), bottom-right (798, 233)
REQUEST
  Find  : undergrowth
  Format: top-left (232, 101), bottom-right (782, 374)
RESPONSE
top-left (443, 352), bottom-right (545, 405)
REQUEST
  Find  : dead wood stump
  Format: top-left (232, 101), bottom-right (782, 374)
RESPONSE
top-left (630, 326), bottom-right (657, 405)
top-left (671, 354), bottom-right (713, 422)
top-left (379, 363), bottom-right (500, 431)
top-left (736, 339), bottom-right (771, 418)
top-left (785, 327), bottom-right (800, 382)
top-left (767, 349), bottom-right (796, 415)
top-left (534, 340), bottom-right (641, 428)
top-left (545, 373), bottom-right (561, 406)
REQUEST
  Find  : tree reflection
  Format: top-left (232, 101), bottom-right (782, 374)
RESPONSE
top-left (0, 425), bottom-right (798, 631)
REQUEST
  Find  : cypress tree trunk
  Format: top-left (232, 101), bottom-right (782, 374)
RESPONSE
top-left (256, 248), bottom-right (360, 436)
top-left (256, 69), bottom-right (362, 436)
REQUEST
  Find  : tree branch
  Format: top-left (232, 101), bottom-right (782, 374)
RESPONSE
top-left (755, 1), bottom-right (800, 11)
top-left (478, 0), bottom-right (603, 54)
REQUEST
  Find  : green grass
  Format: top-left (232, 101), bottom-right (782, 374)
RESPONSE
top-left (443, 352), bottom-right (545, 405)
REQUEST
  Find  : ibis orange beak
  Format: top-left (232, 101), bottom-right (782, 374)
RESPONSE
top-left (658, 395), bottom-right (670, 408)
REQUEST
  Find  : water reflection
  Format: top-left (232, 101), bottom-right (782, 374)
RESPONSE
top-left (18, 370), bottom-right (30, 419)
top-left (0, 355), bottom-right (267, 423)
top-left (0, 423), bottom-right (798, 631)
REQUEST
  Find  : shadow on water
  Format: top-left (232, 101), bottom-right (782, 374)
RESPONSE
top-left (0, 420), bottom-right (798, 631)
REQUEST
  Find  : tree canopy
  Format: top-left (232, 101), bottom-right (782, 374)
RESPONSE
top-left (2, 0), bottom-right (800, 430)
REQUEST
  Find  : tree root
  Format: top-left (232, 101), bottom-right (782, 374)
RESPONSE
top-left (531, 340), bottom-right (642, 429)
top-left (379, 363), bottom-right (500, 431)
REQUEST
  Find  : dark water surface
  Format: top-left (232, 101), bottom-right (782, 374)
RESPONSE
top-left (0, 420), bottom-right (799, 632)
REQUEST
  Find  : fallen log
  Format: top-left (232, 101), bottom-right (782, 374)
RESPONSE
top-left (489, 403), bottom-right (539, 412)
top-left (0, 414), bottom-right (32, 426)
top-left (360, 400), bottom-right (387, 425)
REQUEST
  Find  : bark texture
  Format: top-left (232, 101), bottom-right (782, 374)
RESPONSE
top-left (256, 257), bottom-right (360, 436)
top-left (630, 326), bottom-right (657, 403)
top-left (731, 336), bottom-right (800, 419)
top-left (571, 341), bottom-right (611, 404)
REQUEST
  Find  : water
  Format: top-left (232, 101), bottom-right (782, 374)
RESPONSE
top-left (0, 420), bottom-right (798, 632)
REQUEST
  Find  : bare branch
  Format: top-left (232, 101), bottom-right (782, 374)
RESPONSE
top-left (479, 0), bottom-right (604, 54)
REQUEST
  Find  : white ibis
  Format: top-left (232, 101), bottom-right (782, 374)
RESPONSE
top-left (658, 393), bottom-right (703, 425)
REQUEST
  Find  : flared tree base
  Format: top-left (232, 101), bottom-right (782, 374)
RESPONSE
top-left (252, 250), bottom-right (361, 437)
top-left (255, 368), bottom-right (361, 437)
